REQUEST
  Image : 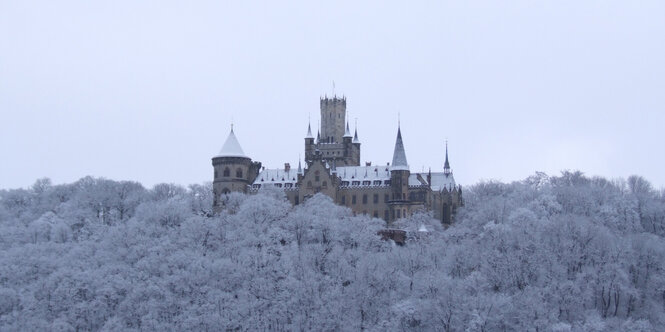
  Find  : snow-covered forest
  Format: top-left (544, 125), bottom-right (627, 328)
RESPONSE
top-left (1, 172), bottom-right (664, 331)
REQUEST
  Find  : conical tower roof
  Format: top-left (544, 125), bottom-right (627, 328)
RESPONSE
top-left (391, 126), bottom-right (409, 170)
top-left (215, 127), bottom-right (247, 158)
top-left (343, 121), bottom-right (352, 138)
top-left (306, 123), bottom-right (314, 139)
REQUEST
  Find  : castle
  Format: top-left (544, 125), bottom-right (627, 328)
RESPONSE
top-left (211, 95), bottom-right (463, 224)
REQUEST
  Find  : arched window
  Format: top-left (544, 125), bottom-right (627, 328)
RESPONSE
top-left (223, 168), bottom-right (230, 177)
top-left (236, 168), bottom-right (243, 178)
top-left (307, 181), bottom-right (313, 188)
top-left (222, 188), bottom-right (230, 195)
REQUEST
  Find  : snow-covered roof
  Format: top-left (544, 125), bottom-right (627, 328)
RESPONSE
top-left (429, 172), bottom-right (456, 191)
top-left (391, 127), bottom-right (408, 170)
top-left (408, 174), bottom-right (428, 186)
top-left (337, 165), bottom-right (391, 185)
top-left (253, 168), bottom-right (300, 185)
top-left (215, 128), bottom-right (247, 158)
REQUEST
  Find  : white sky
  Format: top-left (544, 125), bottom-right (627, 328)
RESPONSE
top-left (1, 1), bottom-right (664, 189)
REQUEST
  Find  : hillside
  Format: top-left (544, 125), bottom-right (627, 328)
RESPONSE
top-left (1, 172), bottom-right (664, 331)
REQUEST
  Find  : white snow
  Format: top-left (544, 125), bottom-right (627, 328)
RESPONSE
top-left (215, 129), bottom-right (247, 158)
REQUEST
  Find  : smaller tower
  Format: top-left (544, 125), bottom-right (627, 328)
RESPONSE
top-left (350, 120), bottom-right (361, 165)
top-left (212, 126), bottom-right (260, 212)
top-left (389, 125), bottom-right (410, 222)
top-left (305, 122), bottom-right (315, 163)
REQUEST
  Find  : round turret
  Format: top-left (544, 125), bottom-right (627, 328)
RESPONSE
top-left (212, 127), bottom-right (256, 211)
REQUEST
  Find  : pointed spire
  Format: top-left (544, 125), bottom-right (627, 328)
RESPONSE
top-left (298, 158), bottom-right (303, 174)
top-left (353, 118), bottom-right (360, 143)
top-left (343, 120), bottom-right (352, 138)
top-left (391, 125), bottom-right (409, 170)
top-left (444, 140), bottom-right (451, 175)
top-left (316, 129), bottom-right (320, 143)
top-left (306, 122), bottom-right (313, 139)
top-left (215, 126), bottom-right (247, 158)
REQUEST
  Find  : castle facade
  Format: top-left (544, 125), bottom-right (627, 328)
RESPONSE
top-left (212, 96), bottom-right (463, 224)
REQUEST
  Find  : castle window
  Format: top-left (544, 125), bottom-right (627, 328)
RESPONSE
top-left (274, 183), bottom-right (282, 188)
top-left (403, 193), bottom-right (406, 200)
top-left (223, 168), bottom-right (230, 177)
top-left (362, 194), bottom-right (368, 204)
top-left (341, 181), bottom-right (349, 186)
top-left (315, 175), bottom-right (320, 182)
top-left (307, 181), bottom-right (312, 188)
top-left (384, 194), bottom-right (389, 203)
top-left (252, 184), bottom-right (261, 189)
top-left (222, 188), bottom-right (230, 195)
top-left (285, 183), bottom-right (293, 188)
top-left (236, 168), bottom-right (243, 178)
top-left (362, 181), bottom-right (371, 186)
top-left (384, 210), bottom-right (389, 220)
top-left (373, 180), bottom-right (381, 185)
top-left (352, 181), bottom-right (360, 186)
top-left (384, 180), bottom-right (391, 185)
top-left (341, 195), bottom-right (346, 205)
top-left (397, 209), bottom-right (401, 218)
top-left (352, 195), bottom-right (356, 204)
top-left (322, 181), bottom-right (327, 187)
top-left (373, 194), bottom-right (379, 204)
top-left (215, 170), bottom-right (218, 178)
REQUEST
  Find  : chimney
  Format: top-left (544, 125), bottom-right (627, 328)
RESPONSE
top-left (284, 163), bottom-right (291, 172)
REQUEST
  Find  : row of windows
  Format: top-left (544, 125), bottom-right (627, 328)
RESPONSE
top-left (340, 193), bottom-right (390, 205)
top-left (252, 183), bottom-right (298, 189)
top-left (341, 180), bottom-right (390, 187)
top-left (215, 167), bottom-right (243, 179)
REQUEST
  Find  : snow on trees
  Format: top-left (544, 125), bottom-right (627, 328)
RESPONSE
top-left (0, 173), bottom-right (664, 330)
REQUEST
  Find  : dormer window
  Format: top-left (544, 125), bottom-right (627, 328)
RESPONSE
top-left (373, 180), bottom-right (381, 185)
top-left (352, 181), bottom-right (360, 186)
top-left (341, 181), bottom-right (349, 186)
top-left (362, 181), bottom-right (371, 186)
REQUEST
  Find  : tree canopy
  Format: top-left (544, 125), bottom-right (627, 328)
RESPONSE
top-left (1, 172), bottom-right (664, 331)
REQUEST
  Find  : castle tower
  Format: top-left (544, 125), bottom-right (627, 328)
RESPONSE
top-left (320, 96), bottom-right (346, 144)
top-left (212, 126), bottom-right (261, 211)
top-left (389, 125), bottom-right (411, 222)
top-left (304, 122), bottom-right (315, 163)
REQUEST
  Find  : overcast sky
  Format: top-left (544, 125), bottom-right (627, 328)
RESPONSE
top-left (1, 0), bottom-right (664, 190)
